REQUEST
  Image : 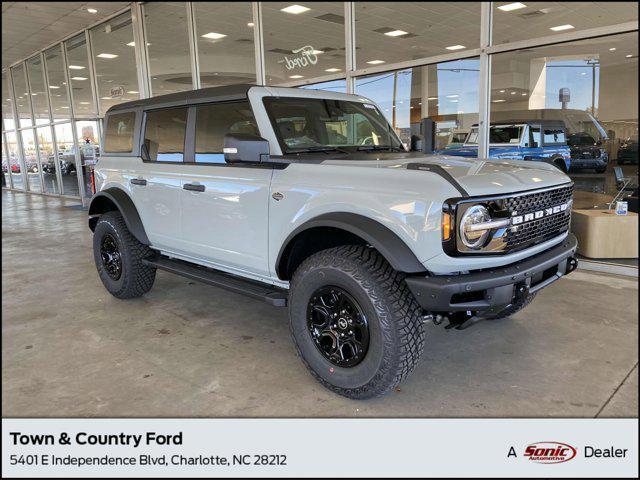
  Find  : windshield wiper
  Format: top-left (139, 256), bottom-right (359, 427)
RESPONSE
top-left (357, 145), bottom-right (405, 152)
top-left (287, 146), bottom-right (351, 154)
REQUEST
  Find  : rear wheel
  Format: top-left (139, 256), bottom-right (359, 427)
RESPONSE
top-left (93, 211), bottom-right (156, 299)
top-left (288, 245), bottom-right (425, 399)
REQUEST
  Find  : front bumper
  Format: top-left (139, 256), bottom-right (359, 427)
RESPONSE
top-left (406, 234), bottom-right (578, 314)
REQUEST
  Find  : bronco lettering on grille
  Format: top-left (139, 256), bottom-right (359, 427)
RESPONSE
top-left (511, 201), bottom-right (571, 226)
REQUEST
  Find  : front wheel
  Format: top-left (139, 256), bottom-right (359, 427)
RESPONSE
top-left (288, 245), bottom-right (426, 399)
top-left (93, 211), bottom-right (156, 299)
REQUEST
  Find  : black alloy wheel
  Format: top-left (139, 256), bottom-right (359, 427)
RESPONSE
top-left (306, 286), bottom-right (370, 368)
top-left (100, 233), bottom-right (122, 281)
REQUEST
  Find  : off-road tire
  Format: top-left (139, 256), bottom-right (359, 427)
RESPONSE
top-left (595, 166), bottom-right (607, 174)
top-left (483, 292), bottom-right (538, 320)
top-left (93, 211), bottom-right (156, 299)
top-left (288, 245), bottom-right (426, 399)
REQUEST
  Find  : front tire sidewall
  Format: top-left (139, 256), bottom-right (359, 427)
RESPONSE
top-left (289, 267), bottom-right (389, 390)
top-left (93, 216), bottom-right (130, 296)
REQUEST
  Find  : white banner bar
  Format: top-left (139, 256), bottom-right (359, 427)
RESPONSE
top-left (2, 418), bottom-right (638, 478)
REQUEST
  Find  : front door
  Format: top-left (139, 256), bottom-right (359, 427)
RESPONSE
top-left (178, 101), bottom-right (272, 279)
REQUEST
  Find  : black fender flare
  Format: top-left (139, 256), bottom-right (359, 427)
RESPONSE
top-left (88, 188), bottom-right (150, 245)
top-left (276, 212), bottom-right (427, 278)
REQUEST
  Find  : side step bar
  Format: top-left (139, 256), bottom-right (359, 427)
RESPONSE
top-left (143, 256), bottom-right (288, 307)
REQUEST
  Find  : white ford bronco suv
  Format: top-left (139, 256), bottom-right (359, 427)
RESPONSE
top-left (89, 84), bottom-right (578, 399)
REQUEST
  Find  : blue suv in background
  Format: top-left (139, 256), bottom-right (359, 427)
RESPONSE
top-left (440, 120), bottom-right (572, 172)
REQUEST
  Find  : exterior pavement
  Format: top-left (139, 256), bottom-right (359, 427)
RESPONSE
top-left (2, 189), bottom-right (638, 417)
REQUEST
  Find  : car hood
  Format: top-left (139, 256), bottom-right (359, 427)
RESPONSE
top-left (320, 152), bottom-right (570, 196)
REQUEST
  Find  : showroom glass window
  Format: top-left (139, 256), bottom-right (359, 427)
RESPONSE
top-left (262, 2), bottom-right (345, 85)
top-left (90, 12), bottom-right (139, 115)
top-left (354, 2), bottom-right (480, 69)
top-left (104, 112), bottom-right (136, 153)
top-left (37, 126), bottom-right (59, 195)
top-left (20, 129), bottom-right (39, 192)
top-left (356, 58), bottom-right (480, 149)
top-left (143, 108), bottom-right (188, 162)
top-left (194, 102), bottom-right (259, 163)
top-left (193, 2), bottom-right (256, 88)
top-left (5, 131), bottom-right (23, 190)
top-left (44, 45), bottom-right (71, 121)
top-left (492, 2), bottom-right (638, 46)
top-left (2, 72), bottom-right (16, 131)
top-left (25, 56), bottom-right (50, 125)
top-left (76, 120), bottom-right (100, 195)
top-left (11, 64), bottom-right (33, 128)
top-left (489, 32), bottom-right (638, 259)
top-left (300, 79), bottom-right (347, 93)
top-left (65, 34), bottom-right (97, 118)
top-left (144, 2), bottom-right (193, 95)
top-left (54, 123), bottom-right (80, 197)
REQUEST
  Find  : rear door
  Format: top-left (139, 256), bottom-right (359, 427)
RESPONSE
top-left (178, 101), bottom-right (272, 279)
top-left (130, 107), bottom-right (187, 251)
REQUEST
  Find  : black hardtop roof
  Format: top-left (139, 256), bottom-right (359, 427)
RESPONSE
top-left (106, 83), bottom-right (256, 114)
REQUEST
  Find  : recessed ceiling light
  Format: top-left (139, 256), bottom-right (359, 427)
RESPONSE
top-left (367, 60), bottom-right (385, 64)
top-left (68, 65), bottom-right (85, 70)
top-left (281, 5), bottom-right (310, 14)
top-left (325, 68), bottom-right (341, 72)
top-left (87, 8), bottom-right (98, 14)
top-left (427, 97), bottom-right (437, 100)
top-left (48, 85), bottom-right (60, 89)
top-left (497, 2), bottom-right (527, 12)
top-left (100, 97), bottom-right (111, 100)
top-left (445, 94), bottom-right (459, 98)
top-left (201, 32), bottom-right (227, 40)
top-left (499, 89), bottom-right (505, 93)
top-left (493, 99), bottom-right (506, 103)
top-left (609, 47), bottom-right (617, 51)
top-left (71, 77), bottom-right (88, 81)
top-left (289, 75), bottom-right (304, 79)
top-left (521, 93), bottom-right (527, 96)
top-left (581, 72), bottom-right (587, 75)
top-left (550, 24), bottom-right (574, 31)
top-left (311, 49), bottom-right (325, 55)
top-left (79, 102), bottom-right (91, 105)
top-left (446, 45), bottom-right (466, 51)
top-left (510, 91), bottom-right (516, 94)
top-left (127, 41), bottom-right (135, 47)
top-left (626, 54), bottom-right (634, 58)
top-left (384, 30), bottom-right (409, 37)
top-left (247, 22), bottom-right (254, 27)
top-left (97, 53), bottom-right (118, 59)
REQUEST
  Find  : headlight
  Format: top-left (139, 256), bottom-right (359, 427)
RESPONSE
top-left (459, 205), bottom-right (492, 249)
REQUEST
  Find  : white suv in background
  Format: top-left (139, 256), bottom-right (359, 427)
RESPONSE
top-left (89, 85), bottom-right (578, 399)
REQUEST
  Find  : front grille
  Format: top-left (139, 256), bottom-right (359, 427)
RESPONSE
top-left (502, 184), bottom-right (573, 252)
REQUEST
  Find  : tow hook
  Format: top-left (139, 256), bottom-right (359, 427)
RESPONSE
top-left (423, 312), bottom-right (482, 330)
top-left (566, 256), bottom-right (578, 274)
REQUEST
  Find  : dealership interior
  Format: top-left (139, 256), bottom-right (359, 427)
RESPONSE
top-left (2, 2), bottom-right (638, 416)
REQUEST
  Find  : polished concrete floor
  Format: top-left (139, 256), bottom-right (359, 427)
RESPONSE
top-left (2, 190), bottom-right (638, 417)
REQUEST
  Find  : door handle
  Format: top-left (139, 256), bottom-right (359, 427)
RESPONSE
top-left (183, 183), bottom-right (205, 192)
top-left (130, 178), bottom-right (147, 186)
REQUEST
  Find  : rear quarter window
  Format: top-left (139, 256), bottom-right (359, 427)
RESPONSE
top-left (104, 112), bottom-right (136, 153)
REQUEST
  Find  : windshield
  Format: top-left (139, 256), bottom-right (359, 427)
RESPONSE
top-left (263, 97), bottom-right (404, 154)
top-left (466, 125), bottom-right (524, 145)
top-left (567, 133), bottom-right (595, 146)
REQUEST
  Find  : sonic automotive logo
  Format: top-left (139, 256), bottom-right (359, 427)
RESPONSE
top-left (524, 441), bottom-right (577, 464)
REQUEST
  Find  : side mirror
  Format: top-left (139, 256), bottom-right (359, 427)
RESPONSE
top-left (223, 133), bottom-right (270, 163)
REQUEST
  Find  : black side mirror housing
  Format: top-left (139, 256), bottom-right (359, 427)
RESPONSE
top-left (223, 134), bottom-right (270, 163)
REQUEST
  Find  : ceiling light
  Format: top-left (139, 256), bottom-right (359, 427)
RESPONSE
top-left (247, 22), bottom-right (254, 27)
top-left (609, 47), bottom-right (616, 51)
top-left (325, 68), bottom-right (341, 72)
top-left (281, 5), bottom-right (310, 14)
top-left (48, 85), bottom-right (60, 89)
top-left (71, 77), bottom-right (87, 81)
top-left (289, 75), bottom-right (304, 79)
top-left (201, 32), bottom-right (227, 40)
top-left (97, 53), bottom-right (118, 59)
top-left (446, 45), bottom-right (466, 50)
top-left (510, 91), bottom-right (516, 95)
top-left (499, 89), bottom-right (505, 93)
top-left (550, 24), bottom-right (574, 31)
top-left (367, 60), bottom-right (385, 64)
top-left (127, 41), bottom-right (135, 47)
top-left (68, 65), bottom-right (85, 70)
top-left (521, 93), bottom-right (527, 96)
top-left (581, 72), bottom-right (587, 75)
top-left (127, 90), bottom-right (139, 94)
top-left (493, 99), bottom-right (506, 103)
top-left (87, 8), bottom-right (98, 14)
top-left (79, 102), bottom-right (90, 105)
top-left (449, 99), bottom-right (458, 103)
top-left (311, 49), bottom-right (324, 55)
top-left (384, 30), bottom-right (409, 37)
top-left (100, 96), bottom-right (111, 100)
top-left (428, 97), bottom-right (437, 100)
top-left (445, 94), bottom-right (459, 98)
top-left (497, 2), bottom-right (527, 12)
top-left (626, 54), bottom-right (634, 58)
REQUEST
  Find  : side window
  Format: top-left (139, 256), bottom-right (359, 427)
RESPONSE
top-left (104, 112), bottom-right (135, 153)
top-left (530, 125), bottom-right (541, 147)
top-left (143, 108), bottom-right (188, 162)
top-left (543, 128), bottom-right (566, 145)
top-left (195, 101), bottom-right (258, 163)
